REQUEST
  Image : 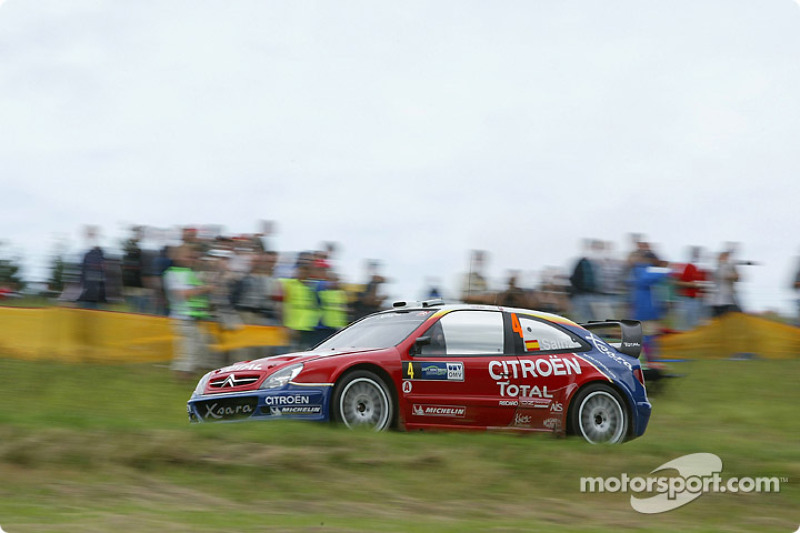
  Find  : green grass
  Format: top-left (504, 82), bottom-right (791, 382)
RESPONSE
top-left (0, 358), bottom-right (797, 532)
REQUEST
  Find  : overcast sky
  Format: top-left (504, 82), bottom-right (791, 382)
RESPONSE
top-left (2, 1), bottom-right (799, 313)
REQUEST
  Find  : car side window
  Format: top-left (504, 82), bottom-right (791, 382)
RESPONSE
top-left (513, 314), bottom-right (584, 353)
top-left (419, 321), bottom-right (447, 355)
top-left (422, 310), bottom-right (504, 355)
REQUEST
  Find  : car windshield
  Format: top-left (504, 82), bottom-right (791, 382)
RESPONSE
top-left (315, 310), bottom-right (435, 351)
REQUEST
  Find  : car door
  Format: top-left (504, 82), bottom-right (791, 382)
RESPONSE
top-left (401, 309), bottom-right (522, 429)
top-left (506, 311), bottom-right (589, 431)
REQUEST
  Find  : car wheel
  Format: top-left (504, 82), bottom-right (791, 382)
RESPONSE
top-left (569, 384), bottom-right (629, 444)
top-left (332, 370), bottom-right (394, 431)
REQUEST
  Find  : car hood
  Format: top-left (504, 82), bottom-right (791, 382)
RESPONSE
top-left (217, 348), bottom-right (385, 375)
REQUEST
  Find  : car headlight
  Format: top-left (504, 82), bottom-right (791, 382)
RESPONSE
top-left (192, 372), bottom-right (213, 396)
top-left (260, 364), bottom-right (303, 390)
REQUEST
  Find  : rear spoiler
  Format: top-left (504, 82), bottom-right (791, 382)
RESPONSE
top-left (580, 320), bottom-right (643, 358)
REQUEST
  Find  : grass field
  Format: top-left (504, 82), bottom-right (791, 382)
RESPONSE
top-left (0, 357), bottom-right (797, 532)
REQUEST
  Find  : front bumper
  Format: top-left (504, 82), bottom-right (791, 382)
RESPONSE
top-left (187, 384), bottom-right (333, 423)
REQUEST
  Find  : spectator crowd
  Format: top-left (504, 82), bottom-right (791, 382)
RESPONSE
top-left (43, 223), bottom-right (800, 379)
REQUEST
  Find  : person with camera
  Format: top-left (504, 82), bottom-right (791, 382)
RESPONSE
top-left (709, 249), bottom-right (741, 318)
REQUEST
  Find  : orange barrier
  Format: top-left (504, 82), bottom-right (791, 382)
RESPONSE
top-left (0, 306), bottom-right (289, 363)
top-left (657, 312), bottom-right (800, 360)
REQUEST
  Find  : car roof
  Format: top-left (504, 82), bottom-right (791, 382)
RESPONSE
top-left (384, 300), bottom-right (580, 327)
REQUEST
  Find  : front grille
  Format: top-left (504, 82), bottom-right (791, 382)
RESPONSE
top-left (209, 373), bottom-right (260, 390)
top-left (193, 397), bottom-right (259, 421)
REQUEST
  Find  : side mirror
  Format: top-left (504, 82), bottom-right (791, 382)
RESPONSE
top-left (410, 335), bottom-right (431, 356)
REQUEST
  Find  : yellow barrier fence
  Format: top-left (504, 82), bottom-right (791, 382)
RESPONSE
top-left (0, 306), bottom-right (289, 364)
top-left (3, 307), bottom-right (797, 363)
top-left (658, 312), bottom-right (800, 360)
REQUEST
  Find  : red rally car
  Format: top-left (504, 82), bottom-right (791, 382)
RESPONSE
top-left (187, 300), bottom-right (651, 444)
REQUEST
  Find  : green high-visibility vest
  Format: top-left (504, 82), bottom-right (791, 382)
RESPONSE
top-left (166, 266), bottom-right (210, 319)
top-left (281, 278), bottom-right (320, 331)
top-left (320, 289), bottom-right (348, 329)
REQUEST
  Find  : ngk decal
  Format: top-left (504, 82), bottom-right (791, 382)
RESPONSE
top-left (412, 404), bottom-right (466, 418)
top-left (489, 356), bottom-right (581, 397)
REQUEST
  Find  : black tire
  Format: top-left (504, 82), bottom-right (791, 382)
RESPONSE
top-left (331, 370), bottom-right (394, 431)
top-left (569, 383), bottom-right (629, 444)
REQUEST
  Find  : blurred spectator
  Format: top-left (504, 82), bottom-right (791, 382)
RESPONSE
top-left (461, 250), bottom-right (493, 304)
top-left (497, 270), bottom-right (531, 308)
top-left (314, 241), bottom-right (337, 270)
top-left (202, 248), bottom-right (242, 333)
top-left (352, 260), bottom-right (388, 320)
top-left (630, 250), bottom-right (672, 362)
top-left (137, 227), bottom-right (162, 315)
top-left (281, 256), bottom-right (323, 351)
top-left (181, 226), bottom-right (201, 249)
top-left (423, 276), bottom-right (444, 300)
top-left (537, 267), bottom-right (570, 315)
top-left (625, 233), bottom-right (649, 269)
top-left (255, 219), bottom-right (276, 253)
top-left (121, 226), bottom-right (148, 313)
top-left (77, 225), bottom-right (107, 309)
top-left (152, 244), bottom-right (173, 316)
top-left (235, 250), bottom-right (281, 325)
top-left (593, 240), bottom-right (626, 320)
top-left (675, 246), bottom-right (707, 330)
top-left (569, 239), bottom-right (601, 323)
top-left (163, 245), bottom-right (215, 380)
top-left (317, 270), bottom-right (349, 341)
top-left (709, 249), bottom-right (741, 318)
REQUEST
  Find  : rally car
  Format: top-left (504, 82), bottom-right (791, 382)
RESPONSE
top-left (187, 300), bottom-right (651, 444)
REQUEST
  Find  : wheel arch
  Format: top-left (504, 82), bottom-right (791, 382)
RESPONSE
top-left (332, 363), bottom-right (400, 429)
top-left (565, 378), bottom-right (636, 441)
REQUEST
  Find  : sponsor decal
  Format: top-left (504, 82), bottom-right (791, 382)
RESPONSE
top-left (263, 394), bottom-right (312, 406)
top-left (403, 361), bottom-right (464, 381)
top-left (543, 417), bottom-right (561, 429)
top-left (402, 381), bottom-right (412, 393)
top-left (489, 356), bottom-right (582, 380)
top-left (201, 400), bottom-right (256, 420)
top-left (412, 404), bottom-right (466, 418)
top-left (489, 356), bottom-right (581, 397)
top-left (520, 397), bottom-right (550, 409)
top-left (513, 413), bottom-right (532, 427)
top-left (220, 362), bottom-right (263, 372)
top-left (550, 401), bottom-right (563, 413)
top-left (521, 386), bottom-right (554, 399)
top-left (499, 400), bottom-right (518, 406)
top-left (589, 333), bottom-right (633, 371)
top-left (270, 405), bottom-right (322, 415)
